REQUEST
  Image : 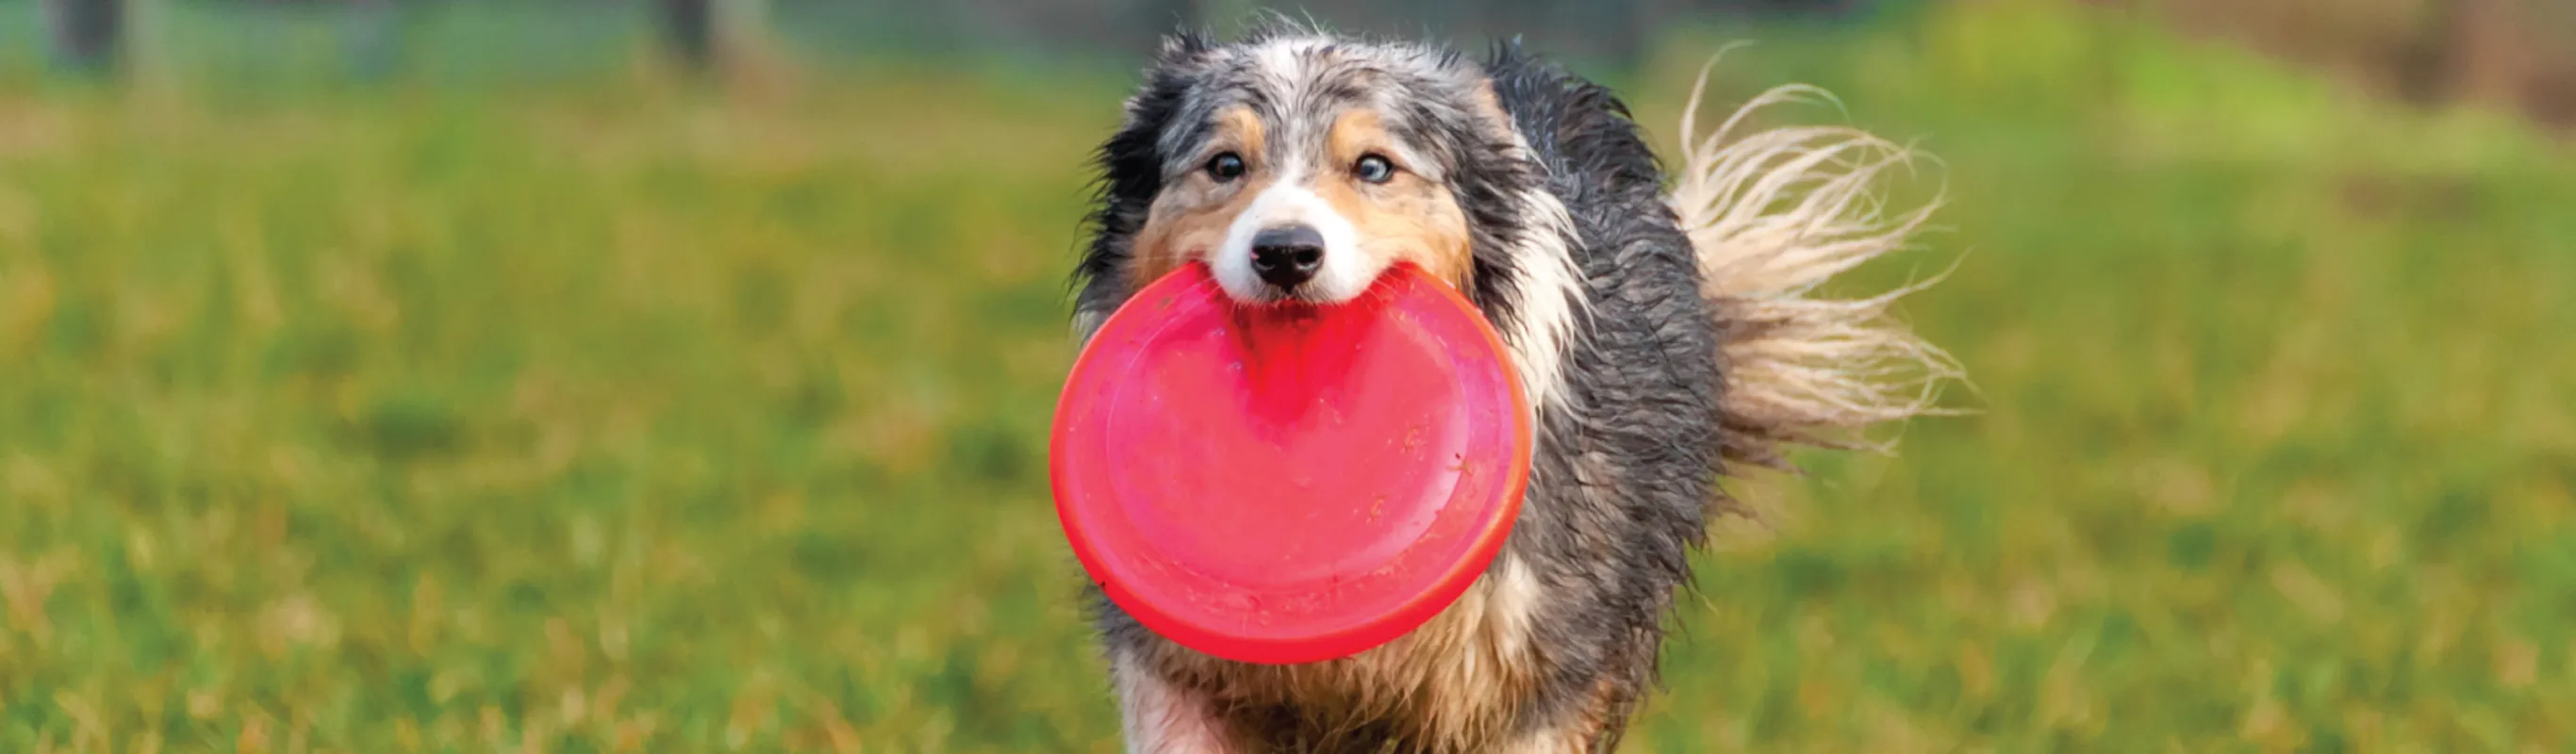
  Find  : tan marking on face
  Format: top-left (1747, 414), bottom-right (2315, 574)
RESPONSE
top-left (1128, 107), bottom-right (1270, 289)
top-left (1313, 107), bottom-right (1474, 289)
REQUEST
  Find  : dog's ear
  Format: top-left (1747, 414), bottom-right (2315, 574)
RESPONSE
top-left (1117, 31), bottom-right (1214, 149)
top-left (1098, 62), bottom-right (1196, 236)
top-left (1076, 47), bottom-right (1202, 331)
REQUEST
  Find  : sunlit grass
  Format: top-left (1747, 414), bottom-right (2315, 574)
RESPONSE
top-left (1, 2), bottom-right (2571, 750)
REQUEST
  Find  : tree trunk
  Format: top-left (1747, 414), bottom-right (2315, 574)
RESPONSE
top-left (660, 0), bottom-right (715, 70)
top-left (43, 0), bottom-right (122, 75)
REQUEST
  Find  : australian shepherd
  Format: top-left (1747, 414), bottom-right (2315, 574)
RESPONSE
top-left (1069, 23), bottom-right (1961, 753)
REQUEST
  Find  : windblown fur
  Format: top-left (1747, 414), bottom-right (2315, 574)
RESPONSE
top-left (1070, 25), bottom-right (1958, 753)
top-left (1669, 67), bottom-right (1964, 477)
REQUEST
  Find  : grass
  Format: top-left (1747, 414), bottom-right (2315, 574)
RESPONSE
top-left (3, 2), bottom-right (2573, 750)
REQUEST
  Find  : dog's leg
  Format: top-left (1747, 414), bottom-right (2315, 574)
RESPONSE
top-left (1114, 651), bottom-right (1236, 754)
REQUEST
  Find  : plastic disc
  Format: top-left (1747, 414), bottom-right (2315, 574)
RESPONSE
top-left (1050, 263), bottom-right (1531, 665)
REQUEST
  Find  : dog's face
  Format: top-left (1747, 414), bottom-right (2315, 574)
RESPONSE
top-left (1137, 96), bottom-right (1471, 304)
top-left (1090, 34), bottom-right (1518, 305)
top-left (1080, 31), bottom-right (1591, 409)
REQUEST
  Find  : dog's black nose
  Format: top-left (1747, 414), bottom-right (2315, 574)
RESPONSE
top-left (1250, 224), bottom-right (1326, 290)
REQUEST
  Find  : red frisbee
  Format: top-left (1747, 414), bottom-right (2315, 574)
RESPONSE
top-left (1050, 263), bottom-right (1531, 665)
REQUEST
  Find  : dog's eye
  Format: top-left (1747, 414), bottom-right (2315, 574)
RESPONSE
top-left (1354, 155), bottom-right (1395, 185)
top-left (1206, 153), bottom-right (1246, 182)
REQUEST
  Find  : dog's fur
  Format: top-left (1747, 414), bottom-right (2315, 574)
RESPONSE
top-left (1071, 25), bottom-right (1960, 753)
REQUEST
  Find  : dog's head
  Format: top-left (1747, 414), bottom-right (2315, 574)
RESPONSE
top-left (1078, 31), bottom-right (1565, 312)
top-left (1075, 29), bottom-right (1593, 409)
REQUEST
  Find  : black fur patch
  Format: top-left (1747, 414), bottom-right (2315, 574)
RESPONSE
top-left (1482, 41), bottom-right (1726, 743)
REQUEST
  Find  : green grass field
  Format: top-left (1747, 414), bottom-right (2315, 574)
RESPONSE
top-left (4, 2), bottom-right (2574, 750)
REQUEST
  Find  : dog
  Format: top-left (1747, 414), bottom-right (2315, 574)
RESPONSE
top-left (1069, 23), bottom-right (1959, 753)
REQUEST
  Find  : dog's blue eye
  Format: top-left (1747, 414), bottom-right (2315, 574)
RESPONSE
top-left (1355, 155), bottom-right (1395, 185)
top-left (1206, 153), bottom-right (1246, 182)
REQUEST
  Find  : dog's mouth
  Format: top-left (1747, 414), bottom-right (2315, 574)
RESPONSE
top-left (1210, 257), bottom-right (1411, 310)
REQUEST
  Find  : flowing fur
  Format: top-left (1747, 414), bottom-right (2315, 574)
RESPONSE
top-left (1669, 64), bottom-right (1965, 475)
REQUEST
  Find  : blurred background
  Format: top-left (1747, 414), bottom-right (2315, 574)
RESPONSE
top-left (1, 0), bottom-right (2572, 750)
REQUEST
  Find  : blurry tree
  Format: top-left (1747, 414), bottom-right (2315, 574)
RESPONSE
top-left (660, 0), bottom-right (781, 75)
top-left (661, 0), bottom-right (715, 68)
top-left (2127, 0), bottom-right (2576, 131)
top-left (42, 0), bottom-right (123, 74)
top-left (2424, 0), bottom-right (2543, 113)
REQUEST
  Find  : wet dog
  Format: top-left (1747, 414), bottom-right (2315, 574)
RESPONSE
top-left (1070, 25), bottom-right (1959, 753)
